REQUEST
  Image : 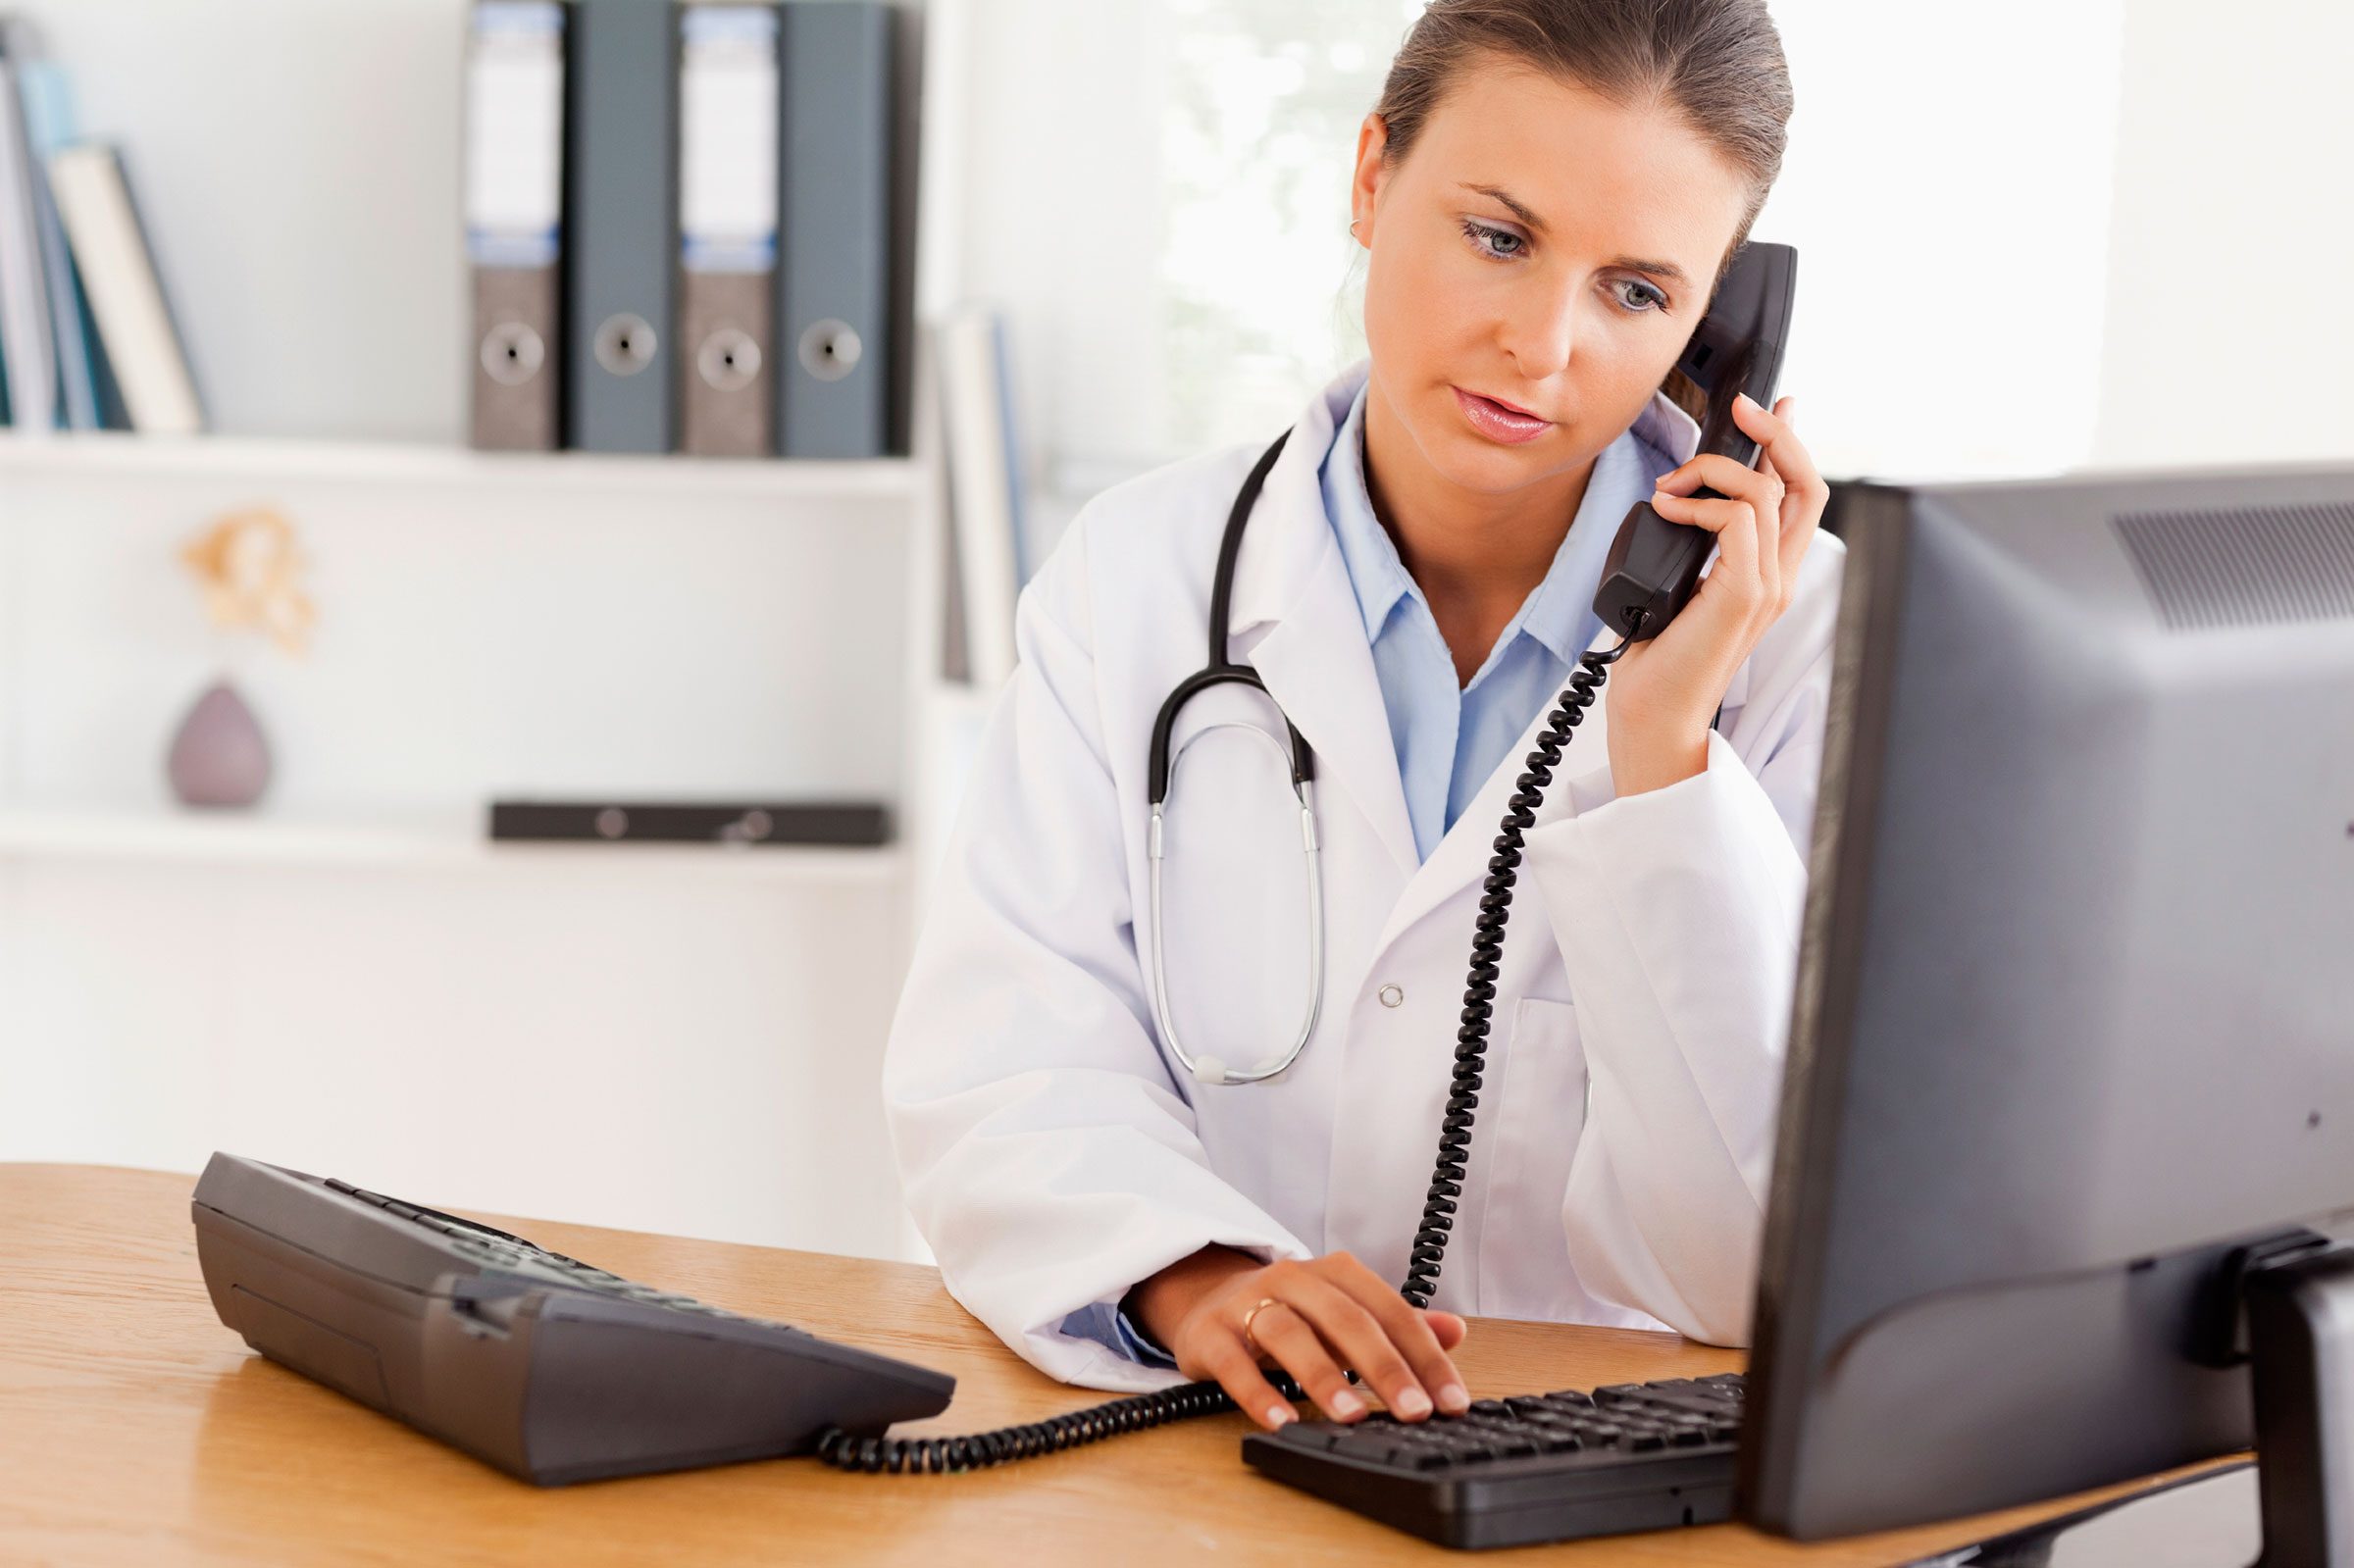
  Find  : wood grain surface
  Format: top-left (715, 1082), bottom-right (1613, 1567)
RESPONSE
top-left (0, 1163), bottom-right (2240, 1566)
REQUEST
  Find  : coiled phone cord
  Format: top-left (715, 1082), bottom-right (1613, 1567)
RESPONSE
top-left (1399, 627), bottom-right (1633, 1307)
top-left (816, 627), bottom-right (1639, 1473)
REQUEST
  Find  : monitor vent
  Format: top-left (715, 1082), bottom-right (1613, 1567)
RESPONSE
top-left (2114, 500), bottom-right (2354, 631)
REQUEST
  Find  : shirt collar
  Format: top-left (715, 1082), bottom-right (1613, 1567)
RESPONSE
top-left (1317, 360), bottom-right (1701, 660)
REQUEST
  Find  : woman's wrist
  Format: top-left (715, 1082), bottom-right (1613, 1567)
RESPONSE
top-left (1130, 1243), bottom-right (1262, 1352)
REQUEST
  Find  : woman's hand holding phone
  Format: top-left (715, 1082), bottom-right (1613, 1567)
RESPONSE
top-left (1605, 391), bottom-right (1828, 795)
top-left (1130, 1244), bottom-right (1472, 1432)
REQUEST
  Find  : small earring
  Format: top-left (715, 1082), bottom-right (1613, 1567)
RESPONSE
top-left (1348, 217), bottom-right (1363, 237)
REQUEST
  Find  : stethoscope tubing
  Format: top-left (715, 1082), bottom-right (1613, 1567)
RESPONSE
top-left (1148, 428), bottom-right (1312, 1087)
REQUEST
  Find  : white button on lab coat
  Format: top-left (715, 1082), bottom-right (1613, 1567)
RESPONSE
top-left (883, 360), bottom-right (1848, 1393)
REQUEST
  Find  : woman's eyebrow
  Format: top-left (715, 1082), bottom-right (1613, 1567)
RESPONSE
top-left (1458, 182), bottom-right (1691, 286)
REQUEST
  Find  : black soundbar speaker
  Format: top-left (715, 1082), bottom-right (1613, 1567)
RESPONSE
top-left (486, 799), bottom-right (891, 847)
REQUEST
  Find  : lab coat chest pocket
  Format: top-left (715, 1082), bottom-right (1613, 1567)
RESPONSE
top-left (1478, 997), bottom-right (1587, 1300)
top-left (1149, 697), bottom-right (1315, 1084)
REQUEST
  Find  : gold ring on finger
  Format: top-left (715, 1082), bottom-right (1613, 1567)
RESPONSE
top-left (1240, 1296), bottom-right (1287, 1357)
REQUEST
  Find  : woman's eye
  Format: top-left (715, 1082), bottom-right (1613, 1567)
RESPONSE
top-left (1457, 218), bottom-right (1524, 261)
top-left (1612, 278), bottom-right (1668, 314)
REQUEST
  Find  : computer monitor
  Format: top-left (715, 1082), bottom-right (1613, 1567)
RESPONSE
top-left (1738, 466), bottom-right (2354, 1546)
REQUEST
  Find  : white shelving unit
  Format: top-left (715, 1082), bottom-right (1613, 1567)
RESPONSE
top-left (0, 0), bottom-right (986, 1270)
top-left (0, 428), bottom-right (922, 498)
top-left (0, 799), bottom-right (906, 882)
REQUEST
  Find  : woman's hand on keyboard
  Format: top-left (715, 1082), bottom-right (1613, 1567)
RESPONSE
top-left (1133, 1246), bottom-right (1471, 1431)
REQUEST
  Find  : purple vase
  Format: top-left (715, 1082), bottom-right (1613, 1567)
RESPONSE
top-left (167, 679), bottom-right (273, 808)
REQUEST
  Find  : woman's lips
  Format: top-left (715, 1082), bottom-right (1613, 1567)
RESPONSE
top-left (1453, 385), bottom-right (1553, 445)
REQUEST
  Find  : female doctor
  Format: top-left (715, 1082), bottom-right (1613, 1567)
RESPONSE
top-left (883, 0), bottom-right (1842, 1439)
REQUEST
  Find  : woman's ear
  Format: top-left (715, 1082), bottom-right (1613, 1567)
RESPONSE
top-left (1350, 112), bottom-right (1390, 244)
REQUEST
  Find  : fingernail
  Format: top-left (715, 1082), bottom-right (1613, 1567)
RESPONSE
top-left (1438, 1383), bottom-right (1470, 1415)
top-left (1266, 1403), bottom-right (1296, 1427)
top-left (1395, 1387), bottom-right (1433, 1418)
top-left (1331, 1390), bottom-right (1364, 1419)
top-left (1735, 391), bottom-right (1759, 410)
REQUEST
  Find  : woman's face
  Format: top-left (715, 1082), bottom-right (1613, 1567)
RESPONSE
top-left (1352, 61), bottom-right (1752, 496)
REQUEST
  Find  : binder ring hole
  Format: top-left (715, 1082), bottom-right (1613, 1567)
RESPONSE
top-left (481, 322), bottom-right (544, 386)
top-left (797, 318), bottom-right (862, 382)
top-left (697, 329), bottom-right (763, 392)
top-left (594, 313), bottom-right (657, 377)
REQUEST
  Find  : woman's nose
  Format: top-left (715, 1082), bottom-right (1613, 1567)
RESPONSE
top-left (1498, 282), bottom-right (1582, 379)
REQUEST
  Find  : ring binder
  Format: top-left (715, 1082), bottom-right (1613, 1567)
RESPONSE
top-left (465, 0), bottom-right (568, 450)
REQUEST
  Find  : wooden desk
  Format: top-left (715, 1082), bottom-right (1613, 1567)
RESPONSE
top-left (0, 1163), bottom-right (2232, 1565)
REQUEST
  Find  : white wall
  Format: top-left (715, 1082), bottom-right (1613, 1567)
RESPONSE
top-left (0, 849), bottom-right (912, 1256)
top-left (2089, 0), bottom-right (2354, 470)
top-left (1755, 0), bottom-right (2126, 481)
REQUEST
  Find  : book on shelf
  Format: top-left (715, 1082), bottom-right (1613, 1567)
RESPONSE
top-left (45, 142), bottom-right (204, 435)
top-left (0, 16), bottom-right (56, 432)
top-left (933, 301), bottom-right (1030, 693)
top-left (0, 15), bottom-right (179, 435)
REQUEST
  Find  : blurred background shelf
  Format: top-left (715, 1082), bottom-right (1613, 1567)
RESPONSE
top-left (0, 430), bottom-right (923, 501)
top-left (0, 800), bottom-right (907, 882)
top-left (0, 0), bottom-right (965, 1269)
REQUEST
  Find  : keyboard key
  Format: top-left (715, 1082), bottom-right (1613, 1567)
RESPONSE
top-left (1638, 1389), bottom-right (1745, 1419)
top-left (1271, 1424), bottom-right (1347, 1452)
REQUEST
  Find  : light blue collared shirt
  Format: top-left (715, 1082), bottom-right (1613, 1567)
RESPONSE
top-left (1073, 371), bottom-right (1692, 1372)
top-left (1322, 375), bottom-right (1688, 863)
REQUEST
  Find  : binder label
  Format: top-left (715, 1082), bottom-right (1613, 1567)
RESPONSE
top-left (680, 5), bottom-right (780, 276)
top-left (465, 1), bottom-right (565, 270)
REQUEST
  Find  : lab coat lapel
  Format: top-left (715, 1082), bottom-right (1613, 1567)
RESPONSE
top-left (1240, 541), bottom-right (1421, 885)
top-left (1372, 633), bottom-right (1615, 957)
top-left (1225, 370), bottom-right (1420, 885)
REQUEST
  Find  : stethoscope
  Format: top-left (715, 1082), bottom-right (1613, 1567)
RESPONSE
top-left (1146, 426), bottom-right (1310, 1088)
top-left (1144, 422), bottom-right (1722, 1088)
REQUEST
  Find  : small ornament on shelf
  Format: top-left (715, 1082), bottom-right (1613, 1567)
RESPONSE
top-left (166, 505), bottom-right (316, 809)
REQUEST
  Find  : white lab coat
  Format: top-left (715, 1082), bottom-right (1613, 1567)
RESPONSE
top-left (883, 358), bottom-right (1847, 1394)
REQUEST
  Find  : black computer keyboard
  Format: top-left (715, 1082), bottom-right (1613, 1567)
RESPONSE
top-left (189, 1151), bottom-right (954, 1485)
top-left (1241, 1373), bottom-right (1745, 1549)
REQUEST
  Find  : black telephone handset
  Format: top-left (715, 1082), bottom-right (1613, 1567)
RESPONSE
top-left (822, 242), bottom-right (1803, 1478)
top-left (1592, 240), bottom-right (1799, 642)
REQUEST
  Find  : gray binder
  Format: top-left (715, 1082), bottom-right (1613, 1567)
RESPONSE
top-left (465, 1), bottom-right (568, 451)
top-left (677, 4), bottom-right (777, 458)
top-left (567, 0), bottom-right (677, 452)
top-left (778, 0), bottom-right (895, 459)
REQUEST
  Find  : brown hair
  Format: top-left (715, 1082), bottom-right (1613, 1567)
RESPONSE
top-left (1368, 0), bottom-right (1795, 420)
